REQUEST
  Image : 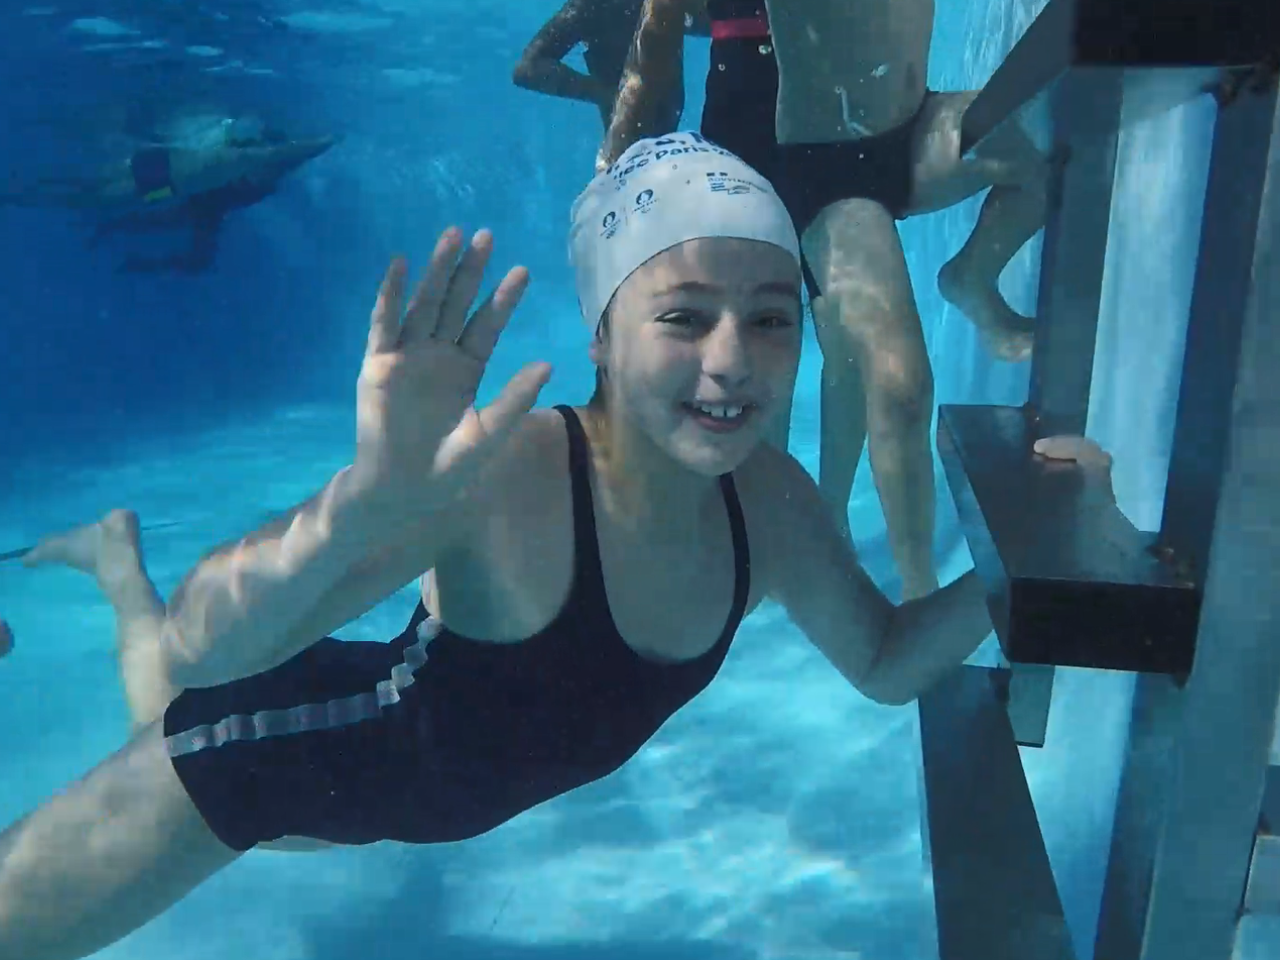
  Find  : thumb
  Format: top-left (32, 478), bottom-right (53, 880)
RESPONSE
top-left (477, 362), bottom-right (553, 439)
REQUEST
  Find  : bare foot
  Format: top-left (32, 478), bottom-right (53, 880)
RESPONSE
top-left (900, 575), bottom-right (941, 602)
top-left (938, 258), bottom-right (1034, 363)
top-left (0, 619), bottom-right (12, 659)
top-left (25, 511), bottom-right (172, 724)
top-left (23, 509), bottom-right (145, 587)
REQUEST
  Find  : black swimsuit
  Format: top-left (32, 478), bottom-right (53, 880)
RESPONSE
top-left (129, 146), bottom-right (175, 202)
top-left (165, 406), bottom-right (751, 851)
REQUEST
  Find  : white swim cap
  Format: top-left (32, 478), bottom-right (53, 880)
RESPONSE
top-left (569, 132), bottom-right (800, 330)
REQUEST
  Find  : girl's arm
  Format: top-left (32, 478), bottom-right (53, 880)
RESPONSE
top-left (160, 465), bottom-right (464, 688)
top-left (514, 0), bottom-right (613, 108)
top-left (597, 0), bottom-right (702, 170)
top-left (758, 439), bottom-right (1108, 705)
top-left (160, 409), bottom-right (556, 689)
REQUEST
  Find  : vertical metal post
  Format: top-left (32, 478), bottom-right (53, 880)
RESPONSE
top-left (1028, 69), bottom-right (1124, 433)
top-left (1157, 84), bottom-right (1276, 579)
top-left (922, 61), bottom-right (1127, 960)
top-left (1094, 81), bottom-right (1280, 960)
top-left (1092, 674), bottom-right (1184, 959)
top-left (1002, 70), bottom-right (1124, 742)
top-left (919, 666), bottom-right (1077, 960)
top-left (1136, 83), bottom-right (1280, 960)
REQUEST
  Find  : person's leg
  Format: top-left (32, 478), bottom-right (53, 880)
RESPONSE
top-left (0, 619), bottom-right (12, 659)
top-left (803, 198), bottom-right (938, 599)
top-left (809, 291), bottom-right (866, 545)
top-left (907, 91), bottom-right (1050, 363)
top-left (22, 512), bottom-right (336, 855)
top-left (24, 510), bottom-right (175, 728)
top-left (0, 722), bottom-right (243, 960)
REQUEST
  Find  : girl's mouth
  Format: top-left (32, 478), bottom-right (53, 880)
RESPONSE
top-left (681, 401), bottom-right (756, 433)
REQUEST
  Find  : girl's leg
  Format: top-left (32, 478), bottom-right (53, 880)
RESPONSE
top-left (23, 511), bottom-right (335, 856)
top-left (0, 722), bottom-right (242, 960)
top-left (25, 510), bottom-right (177, 727)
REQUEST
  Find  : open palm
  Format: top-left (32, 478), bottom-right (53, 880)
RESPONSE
top-left (352, 227), bottom-right (552, 516)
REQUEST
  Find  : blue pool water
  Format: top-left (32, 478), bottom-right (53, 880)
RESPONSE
top-left (2, 1), bottom-right (1274, 958)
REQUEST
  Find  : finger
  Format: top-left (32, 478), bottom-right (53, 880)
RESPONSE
top-left (1033, 436), bottom-right (1080, 460)
top-left (456, 265), bottom-right (531, 363)
top-left (402, 227), bottom-right (464, 344)
top-left (476, 362), bottom-right (554, 440)
top-left (435, 229), bottom-right (494, 344)
top-left (1034, 436), bottom-right (1112, 469)
top-left (367, 258), bottom-right (407, 356)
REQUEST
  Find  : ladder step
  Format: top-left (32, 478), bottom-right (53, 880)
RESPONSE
top-left (938, 403), bottom-right (1200, 675)
top-left (959, 0), bottom-right (1278, 155)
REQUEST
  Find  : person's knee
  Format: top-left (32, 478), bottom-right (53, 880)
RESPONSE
top-left (812, 297), bottom-right (860, 367)
top-left (980, 122), bottom-right (1052, 191)
top-left (1003, 149), bottom-right (1050, 196)
top-left (865, 344), bottom-right (934, 432)
top-left (816, 291), bottom-right (933, 423)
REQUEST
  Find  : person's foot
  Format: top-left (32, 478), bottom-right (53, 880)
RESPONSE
top-left (900, 574), bottom-right (941, 603)
top-left (938, 257), bottom-right (1034, 363)
top-left (25, 511), bottom-right (172, 724)
top-left (23, 508), bottom-right (145, 589)
top-left (0, 619), bottom-right (13, 659)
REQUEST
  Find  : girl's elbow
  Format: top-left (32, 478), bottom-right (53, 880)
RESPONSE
top-left (853, 643), bottom-right (917, 707)
top-left (159, 619), bottom-right (256, 691)
top-left (858, 672), bottom-right (917, 707)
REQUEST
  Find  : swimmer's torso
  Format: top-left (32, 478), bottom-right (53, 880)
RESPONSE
top-left (401, 405), bottom-right (763, 838)
top-left (760, 0), bottom-right (934, 142)
top-left (166, 404), bottom-right (783, 848)
top-left (100, 144), bottom-right (273, 206)
top-left (427, 405), bottom-right (767, 662)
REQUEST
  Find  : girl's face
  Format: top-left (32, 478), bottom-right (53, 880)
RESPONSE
top-left (594, 236), bottom-right (803, 476)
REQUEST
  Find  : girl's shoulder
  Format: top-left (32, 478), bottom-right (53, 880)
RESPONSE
top-left (474, 407), bottom-right (573, 510)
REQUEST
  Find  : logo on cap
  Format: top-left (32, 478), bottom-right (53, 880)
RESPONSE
top-left (706, 171), bottom-right (757, 196)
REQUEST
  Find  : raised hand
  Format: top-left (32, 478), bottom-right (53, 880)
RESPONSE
top-left (350, 226), bottom-right (552, 520)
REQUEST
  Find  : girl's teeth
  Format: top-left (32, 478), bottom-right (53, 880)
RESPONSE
top-left (694, 403), bottom-right (745, 419)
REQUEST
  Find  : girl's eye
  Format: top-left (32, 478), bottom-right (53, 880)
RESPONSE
top-left (656, 310), bottom-right (796, 330)
top-left (758, 314), bottom-right (794, 329)
top-left (657, 311), bottom-right (700, 327)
